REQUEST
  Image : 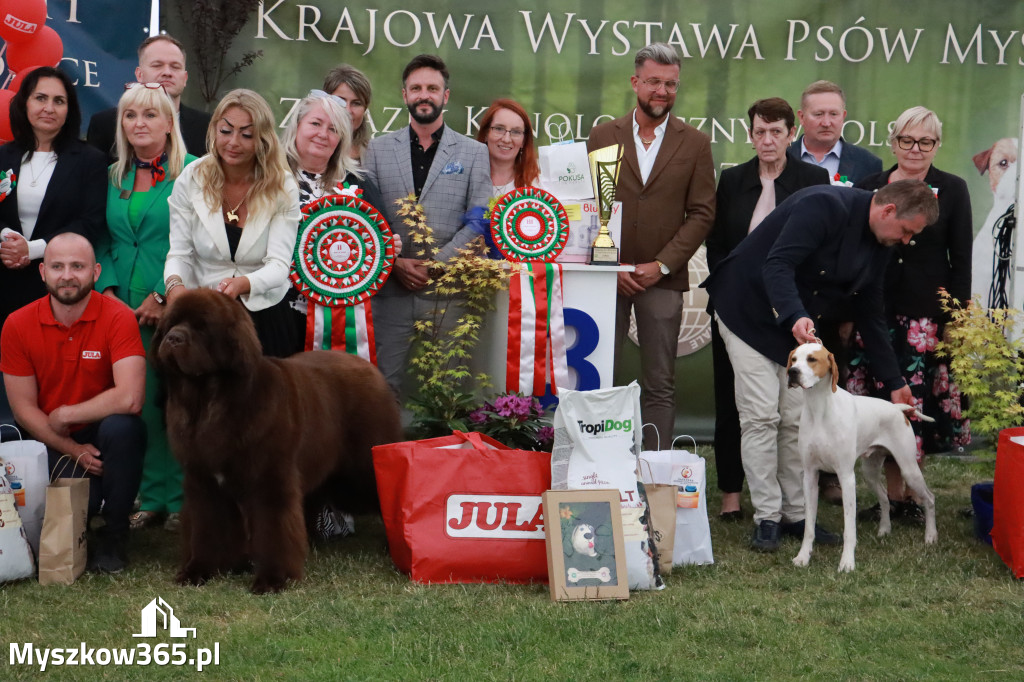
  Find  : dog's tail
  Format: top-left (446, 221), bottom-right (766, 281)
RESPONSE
top-left (899, 404), bottom-right (936, 423)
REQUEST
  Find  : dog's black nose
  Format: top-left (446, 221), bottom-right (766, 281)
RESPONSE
top-left (163, 329), bottom-right (187, 347)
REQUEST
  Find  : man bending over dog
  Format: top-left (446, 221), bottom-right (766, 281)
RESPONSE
top-left (1, 233), bottom-right (146, 573)
top-left (702, 180), bottom-right (939, 552)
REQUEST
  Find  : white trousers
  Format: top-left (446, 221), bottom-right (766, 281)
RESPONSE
top-left (716, 315), bottom-right (805, 524)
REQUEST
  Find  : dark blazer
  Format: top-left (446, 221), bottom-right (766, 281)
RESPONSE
top-left (86, 104), bottom-right (210, 164)
top-left (787, 136), bottom-right (882, 184)
top-left (702, 185), bottom-right (903, 389)
top-left (587, 111), bottom-right (716, 291)
top-left (0, 140), bottom-right (108, 324)
top-left (855, 165), bottom-right (972, 320)
top-left (706, 155), bottom-right (831, 271)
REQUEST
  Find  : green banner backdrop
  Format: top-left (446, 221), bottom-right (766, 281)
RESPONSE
top-left (168, 1), bottom-right (1024, 436)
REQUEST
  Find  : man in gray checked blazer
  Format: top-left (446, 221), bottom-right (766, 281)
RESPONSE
top-left (362, 54), bottom-right (491, 396)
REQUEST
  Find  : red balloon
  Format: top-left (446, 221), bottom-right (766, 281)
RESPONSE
top-left (0, 90), bottom-right (16, 142)
top-left (0, 0), bottom-right (46, 45)
top-left (7, 65), bottom-right (43, 93)
top-left (7, 25), bottom-right (63, 73)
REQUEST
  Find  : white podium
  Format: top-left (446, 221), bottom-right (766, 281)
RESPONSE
top-left (480, 263), bottom-right (633, 396)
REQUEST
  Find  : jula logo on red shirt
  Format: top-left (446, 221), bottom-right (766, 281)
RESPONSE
top-left (81, 351), bottom-right (102, 360)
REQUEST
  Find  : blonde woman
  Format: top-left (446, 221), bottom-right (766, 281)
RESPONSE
top-left (165, 89), bottom-right (301, 356)
top-left (97, 82), bottom-right (197, 530)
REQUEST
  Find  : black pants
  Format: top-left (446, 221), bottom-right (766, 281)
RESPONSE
top-left (46, 414), bottom-right (145, 538)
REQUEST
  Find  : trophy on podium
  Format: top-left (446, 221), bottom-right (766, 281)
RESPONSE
top-left (587, 144), bottom-right (623, 265)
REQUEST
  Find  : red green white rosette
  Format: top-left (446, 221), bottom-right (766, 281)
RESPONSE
top-left (290, 193), bottom-right (395, 307)
top-left (490, 186), bottom-right (569, 262)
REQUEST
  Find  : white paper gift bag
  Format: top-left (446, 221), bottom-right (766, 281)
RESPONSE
top-left (0, 425), bottom-right (49, 556)
top-left (538, 141), bottom-right (594, 201)
top-left (638, 436), bottom-right (714, 566)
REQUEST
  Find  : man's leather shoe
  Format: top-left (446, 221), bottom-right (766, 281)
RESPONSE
top-left (751, 520), bottom-right (782, 552)
top-left (781, 520), bottom-right (841, 545)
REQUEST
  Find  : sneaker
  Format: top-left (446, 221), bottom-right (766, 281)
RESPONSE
top-left (781, 520), bottom-right (842, 545)
top-left (751, 520), bottom-right (782, 552)
top-left (88, 533), bottom-right (126, 574)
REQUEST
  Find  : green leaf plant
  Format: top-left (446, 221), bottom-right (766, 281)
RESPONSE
top-left (937, 288), bottom-right (1024, 437)
top-left (397, 194), bottom-right (511, 438)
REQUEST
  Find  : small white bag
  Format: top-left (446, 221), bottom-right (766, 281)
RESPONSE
top-left (639, 435), bottom-right (714, 566)
top-left (0, 424), bottom-right (48, 555)
top-left (538, 141), bottom-right (594, 201)
top-left (0, 474), bottom-right (36, 582)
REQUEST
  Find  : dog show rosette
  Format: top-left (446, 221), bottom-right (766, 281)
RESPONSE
top-left (488, 186), bottom-right (571, 396)
top-left (489, 186), bottom-right (569, 262)
top-left (290, 192), bottom-right (395, 361)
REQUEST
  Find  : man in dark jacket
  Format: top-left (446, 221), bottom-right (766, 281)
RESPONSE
top-left (702, 180), bottom-right (938, 552)
top-left (86, 35), bottom-right (209, 162)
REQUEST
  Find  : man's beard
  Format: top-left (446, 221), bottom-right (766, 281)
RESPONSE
top-left (637, 97), bottom-right (673, 120)
top-left (47, 278), bottom-right (93, 305)
top-left (408, 99), bottom-right (442, 125)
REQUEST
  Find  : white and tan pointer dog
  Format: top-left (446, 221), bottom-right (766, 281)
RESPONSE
top-left (786, 343), bottom-right (937, 572)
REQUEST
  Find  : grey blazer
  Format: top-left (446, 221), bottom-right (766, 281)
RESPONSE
top-left (362, 124), bottom-right (491, 295)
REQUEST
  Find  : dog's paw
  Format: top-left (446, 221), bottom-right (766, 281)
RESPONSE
top-left (925, 529), bottom-right (938, 544)
top-left (250, 573), bottom-right (289, 595)
top-left (837, 555), bottom-right (856, 573)
top-left (877, 522), bottom-right (891, 537)
top-left (792, 552), bottom-right (811, 567)
top-left (176, 563), bottom-right (212, 587)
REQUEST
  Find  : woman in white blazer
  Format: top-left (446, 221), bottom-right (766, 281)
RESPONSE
top-left (165, 89), bottom-right (301, 356)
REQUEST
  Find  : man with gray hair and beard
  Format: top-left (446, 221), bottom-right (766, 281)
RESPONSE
top-left (586, 42), bottom-right (716, 445)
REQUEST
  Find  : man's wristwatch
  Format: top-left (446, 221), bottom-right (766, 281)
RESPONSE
top-left (152, 292), bottom-right (166, 305)
top-left (655, 260), bottom-right (670, 275)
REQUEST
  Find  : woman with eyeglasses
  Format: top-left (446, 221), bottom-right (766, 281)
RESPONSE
top-left (96, 82), bottom-right (197, 531)
top-left (474, 99), bottom-right (540, 196)
top-left (323, 64), bottom-right (373, 163)
top-left (165, 89), bottom-right (301, 357)
top-left (0, 66), bottom-right (108, 329)
top-left (848, 106), bottom-right (972, 518)
top-left (705, 97), bottom-right (829, 521)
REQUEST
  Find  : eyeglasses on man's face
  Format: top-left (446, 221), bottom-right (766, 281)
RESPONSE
top-left (640, 78), bottom-right (679, 93)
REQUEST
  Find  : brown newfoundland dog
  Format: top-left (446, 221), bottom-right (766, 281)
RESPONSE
top-left (152, 289), bottom-right (401, 593)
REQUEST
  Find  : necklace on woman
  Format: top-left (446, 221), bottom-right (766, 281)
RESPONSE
top-left (492, 170), bottom-right (515, 194)
top-left (224, 185), bottom-right (252, 226)
top-left (26, 152), bottom-right (56, 187)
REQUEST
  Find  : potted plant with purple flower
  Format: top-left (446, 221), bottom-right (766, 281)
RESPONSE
top-left (469, 392), bottom-right (554, 451)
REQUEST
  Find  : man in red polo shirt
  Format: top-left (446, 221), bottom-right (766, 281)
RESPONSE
top-left (1, 234), bottom-right (146, 573)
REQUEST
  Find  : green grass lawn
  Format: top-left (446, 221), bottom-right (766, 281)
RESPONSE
top-left (3, 449), bottom-right (1021, 681)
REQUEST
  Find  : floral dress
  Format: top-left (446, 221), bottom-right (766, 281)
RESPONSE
top-left (847, 318), bottom-right (970, 460)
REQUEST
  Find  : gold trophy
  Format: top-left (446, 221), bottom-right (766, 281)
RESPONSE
top-left (587, 144), bottom-right (623, 265)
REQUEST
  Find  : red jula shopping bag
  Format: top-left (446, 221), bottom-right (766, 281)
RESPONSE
top-left (372, 431), bottom-right (551, 584)
top-left (992, 427), bottom-right (1024, 578)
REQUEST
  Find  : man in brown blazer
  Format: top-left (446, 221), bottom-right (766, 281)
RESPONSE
top-left (586, 42), bottom-right (716, 444)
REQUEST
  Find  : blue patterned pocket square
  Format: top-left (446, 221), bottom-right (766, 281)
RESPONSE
top-left (441, 161), bottom-right (465, 175)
